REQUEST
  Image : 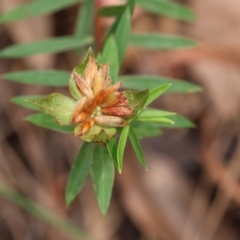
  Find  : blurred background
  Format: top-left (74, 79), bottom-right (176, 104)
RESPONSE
top-left (1, 0), bottom-right (240, 240)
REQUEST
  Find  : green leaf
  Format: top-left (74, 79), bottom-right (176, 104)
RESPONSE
top-left (0, 182), bottom-right (94, 240)
top-left (137, 117), bottom-right (174, 124)
top-left (0, 0), bottom-right (84, 23)
top-left (145, 84), bottom-right (171, 106)
top-left (121, 75), bottom-right (202, 93)
top-left (26, 93), bottom-right (77, 126)
top-left (107, 138), bottom-right (118, 167)
top-left (129, 33), bottom-right (198, 49)
top-left (132, 115), bottom-right (195, 129)
top-left (11, 95), bottom-right (44, 111)
top-left (137, 109), bottom-right (176, 120)
top-left (26, 113), bottom-right (74, 133)
top-left (66, 143), bottom-right (95, 206)
top-left (130, 121), bottom-right (162, 138)
top-left (136, 109), bottom-right (175, 124)
top-left (69, 48), bottom-right (95, 100)
top-left (98, 5), bottom-right (125, 17)
top-left (106, 6), bottom-right (131, 63)
top-left (91, 145), bottom-right (115, 216)
top-left (137, 0), bottom-right (197, 21)
top-left (0, 36), bottom-right (93, 58)
top-left (97, 35), bottom-right (119, 83)
top-left (117, 125), bottom-right (130, 173)
top-left (161, 114), bottom-right (195, 128)
top-left (129, 127), bottom-right (146, 169)
top-left (124, 89), bottom-right (149, 121)
top-left (74, 0), bottom-right (94, 38)
top-left (3, 70), bottom-right (69, 86)
top-left (128, 0), bottom-right (136, 13)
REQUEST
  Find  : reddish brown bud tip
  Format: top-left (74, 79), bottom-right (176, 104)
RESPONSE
top-left (73, 72), bottom-right (93, 98)
top-left (102, 107), bottom-right (132, 117)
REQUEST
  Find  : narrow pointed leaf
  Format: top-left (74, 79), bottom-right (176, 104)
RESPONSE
top-left (97, 35), bottom-right (119, 83)
top-left (26, 113), bottom-right (74, 133)
top-left (136, 109), bottom-right (175, 124)
top-left (145, 84), bottom-right (171, 106)
top-left (91, 145), bottom-right (115, 215)
top-left (107, 138), bottom-right (118, 167)
top-left (138, 117), bottom-right (174, 124)
top-left (11, 95), bottom-right (44, 111)
top-left (117, 125), bottom-right (130, 172)
top-left (129, 33), bottom-right (198, 49)
top-left (137, 0), bottom-right (197, 21)
top-left (160, 114), bottom-right (195, 128)
top-left (128, 0), bottom-right (136, 13)
top-left (129, 127), bottom-right (146, 169)
top-left (0, 36), bottom-right (93, 58)
top-left (98, 5), bottom-right (125, 17)
top-left (3, 70), bottom-right (69, 86)
top-left (121, 75), bottom-right (202, 93)
top-left (133, 115), bottom-right (195, 129)
top-left (137, 109), bottom-right (176, 120)
top-left (130, 121), bottom-right (162, 138)
top-left (26, 93), bottom-right (77, 125)
top-left (0, 182), bottom-right (94, 240)
top-left (106, 6), bottom-right (131, 63)
top-left (124, 89), bottom-right (149, 121)
top-left (0, 0), bottom-right (84, 23)
top-left (75, 0), bottom-right (94, 38)
top-left (66, 143), bottom-right (95, 206)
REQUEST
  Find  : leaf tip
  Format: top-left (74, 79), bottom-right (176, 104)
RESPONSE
top-left (24, 115), bottom-right (31, 122)
top-left (190, 85), bottom-right (202, 93)
top-left (100, 209), bottom-right (108, 217)
top-left (65, 193), bottom-right (74, 207)
top-left (191, 123), bottom-right (196, 128)
top-left (66, 200), bottom-right (71, 207)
